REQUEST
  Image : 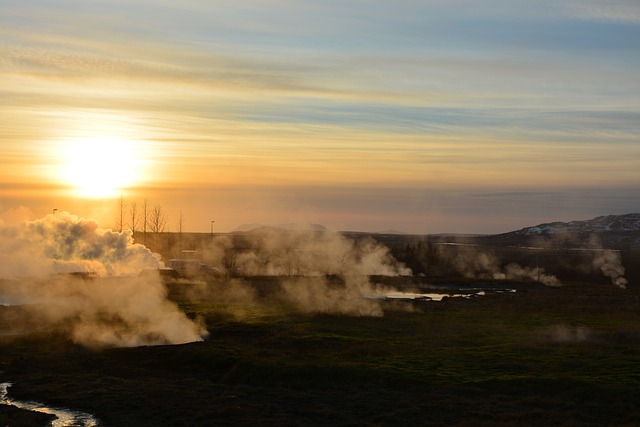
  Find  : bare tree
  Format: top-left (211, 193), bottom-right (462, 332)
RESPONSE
top-left (148, 204), bottom-right (167, 253)
top-left (149, 205), bottom-right (167, 235)
top-left (128, 201), bottom-right (139, 235)
top-left (142, 199), bottom-right (149, 246)
top-left (178, 211), bottom-right (184, 251)
top-left (115, 195), bottom-right (126, 232)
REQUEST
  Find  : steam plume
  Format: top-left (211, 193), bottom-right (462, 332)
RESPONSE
top-left (502, 263), bottom-right (561, 287)
top-left (234, 230), bottom-right (410, 277)
top-left (440, 234), bottom-right (628, 289)
top-left (203, 229), bottom-right (411, 316)
top-left (0, 212), bottom-right (206, 347)
top-left (0, 211), bottom-right (160, 278)
top-left (585, 235), bottom-right (628, 289)
top-left (593, 249), bottom-right (628, 289)
top-left (445, 245), bottom-right (561, 286)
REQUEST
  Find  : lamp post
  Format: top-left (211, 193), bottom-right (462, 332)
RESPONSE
top-left (210, 220), bottom-right (215, 245)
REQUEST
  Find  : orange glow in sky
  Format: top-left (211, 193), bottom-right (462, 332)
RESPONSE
top-left (60, 137), bottom-right (143, 198)
top-left (1, 1), bottom-right (639, 233)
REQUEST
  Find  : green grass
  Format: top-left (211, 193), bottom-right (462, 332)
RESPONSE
top-left (2, 280), bottom-right (640, 426)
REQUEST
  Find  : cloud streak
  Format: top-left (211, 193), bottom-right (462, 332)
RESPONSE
top-left (0, 0), bottom-right (638, 233)
top-left (566, 0), bottom-right (640, 24)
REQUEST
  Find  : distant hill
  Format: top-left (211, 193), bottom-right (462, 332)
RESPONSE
top-left (376, 230), bottom-right (410, 235)
top-left (489, 213), bottom-right (640, 248)
top-left (511, 213), bottom-right (640, 235)
top-left (233, 223), bottom-right (328, 233)
top-left (231, 215), bottom-right (640, 247)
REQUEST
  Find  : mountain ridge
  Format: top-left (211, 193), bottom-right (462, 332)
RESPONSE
top-left (486, 213), bottom-right (640, 249)
top-left (233, 223), bottom-right (328, 233)
top-left (510, 213), bottom-right (640, 235)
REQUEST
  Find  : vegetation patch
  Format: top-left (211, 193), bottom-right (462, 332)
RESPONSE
top-left (1, 278), bottom-right (639, 426)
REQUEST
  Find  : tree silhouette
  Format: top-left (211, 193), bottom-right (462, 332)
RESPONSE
top-left (128, 201), bottom-right (139, 235)
top-left (115, 195), bottom-right (126, 232)
top-left (142, 199), bottom-right (149, 246)
top-left (147, 204), bottom-right (167, 252)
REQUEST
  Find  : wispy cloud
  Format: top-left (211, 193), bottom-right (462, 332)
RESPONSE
top-left (565, 0), bottom-right (640, 24)
top-left (1, 0), bottom-right (639, 232)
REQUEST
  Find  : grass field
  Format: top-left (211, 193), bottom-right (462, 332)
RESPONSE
top-left (1, 277), bottom-right (640, 426)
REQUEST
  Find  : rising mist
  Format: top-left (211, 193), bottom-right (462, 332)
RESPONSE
top-left (0, 212), bottom-right (206, 348)
top-left (179, 228), bottom-right (412, 317)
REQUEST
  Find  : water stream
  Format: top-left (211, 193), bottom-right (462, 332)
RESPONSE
top-left (382, 291), bottom-right (485, 301)
top-left (371, 287), bottom-right (517, 301)
top-left (0, 382), bottom-right (99, 427)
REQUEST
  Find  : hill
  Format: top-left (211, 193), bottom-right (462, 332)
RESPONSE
top-left (511, 213), bottom-right (640, 235)
top-left (484, 213), bottom-right (640, 249)
top-left (233, 223), bottom-right (328, 233)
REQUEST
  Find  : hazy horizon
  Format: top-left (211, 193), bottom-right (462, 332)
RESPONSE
top-left (1, 1), bottom-right (639, 234)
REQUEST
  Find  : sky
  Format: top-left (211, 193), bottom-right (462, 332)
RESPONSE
top-left (1, 0), bottom-right (639, 234)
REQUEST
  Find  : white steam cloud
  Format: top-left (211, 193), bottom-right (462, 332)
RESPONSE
top-left (441, 235), bottom-right (629, 289)
top-left (445, 246), bottom-right (561, 286)
top-left (500, 263), bottom-right (561, 287)
top-left (0, 211), bottom-right (160, 278)
top-left (586, 236), bottom-right (628, 289)
top-left (201, 229), bottom-right (412, 317)
top-left (279, 276), bottom-right (391, 317)
top-left (233, 230), bottom-right (410, 277)
top-left (593, 249), bottom-right (628, 289)
top-left (0, 212), bottom-right (206, 347)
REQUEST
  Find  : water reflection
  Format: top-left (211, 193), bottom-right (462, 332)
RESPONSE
top-left (382, 291), bottom-right (484, 301)
top-left (0, 382), bottom-right (99, 427)
top-left (373, 288), bottom-right (516, 301)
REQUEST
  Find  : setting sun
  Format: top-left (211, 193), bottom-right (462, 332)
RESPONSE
top-left (1, 0), bottom-right (638, 234)
top-left (61, 137), bottom-right (143, 198)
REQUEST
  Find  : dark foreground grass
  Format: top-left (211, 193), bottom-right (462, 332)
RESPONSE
top-left (1, 280), bottom-right (640, 426)
top-left (0, 404), bottom-right (56, 426)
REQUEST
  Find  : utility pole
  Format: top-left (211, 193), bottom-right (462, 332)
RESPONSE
top-left (210, 220), bottom-right (215, 246)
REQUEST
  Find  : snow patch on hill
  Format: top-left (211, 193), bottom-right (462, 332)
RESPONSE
top-left (514, 213), bottom-right (640, 235)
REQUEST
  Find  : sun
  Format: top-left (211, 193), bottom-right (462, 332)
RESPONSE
top-left (62, 137), bottom-right (143, 198)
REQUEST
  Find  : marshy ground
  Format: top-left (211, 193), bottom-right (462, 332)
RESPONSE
top-left (1, 277), bottom-right (640, 426)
